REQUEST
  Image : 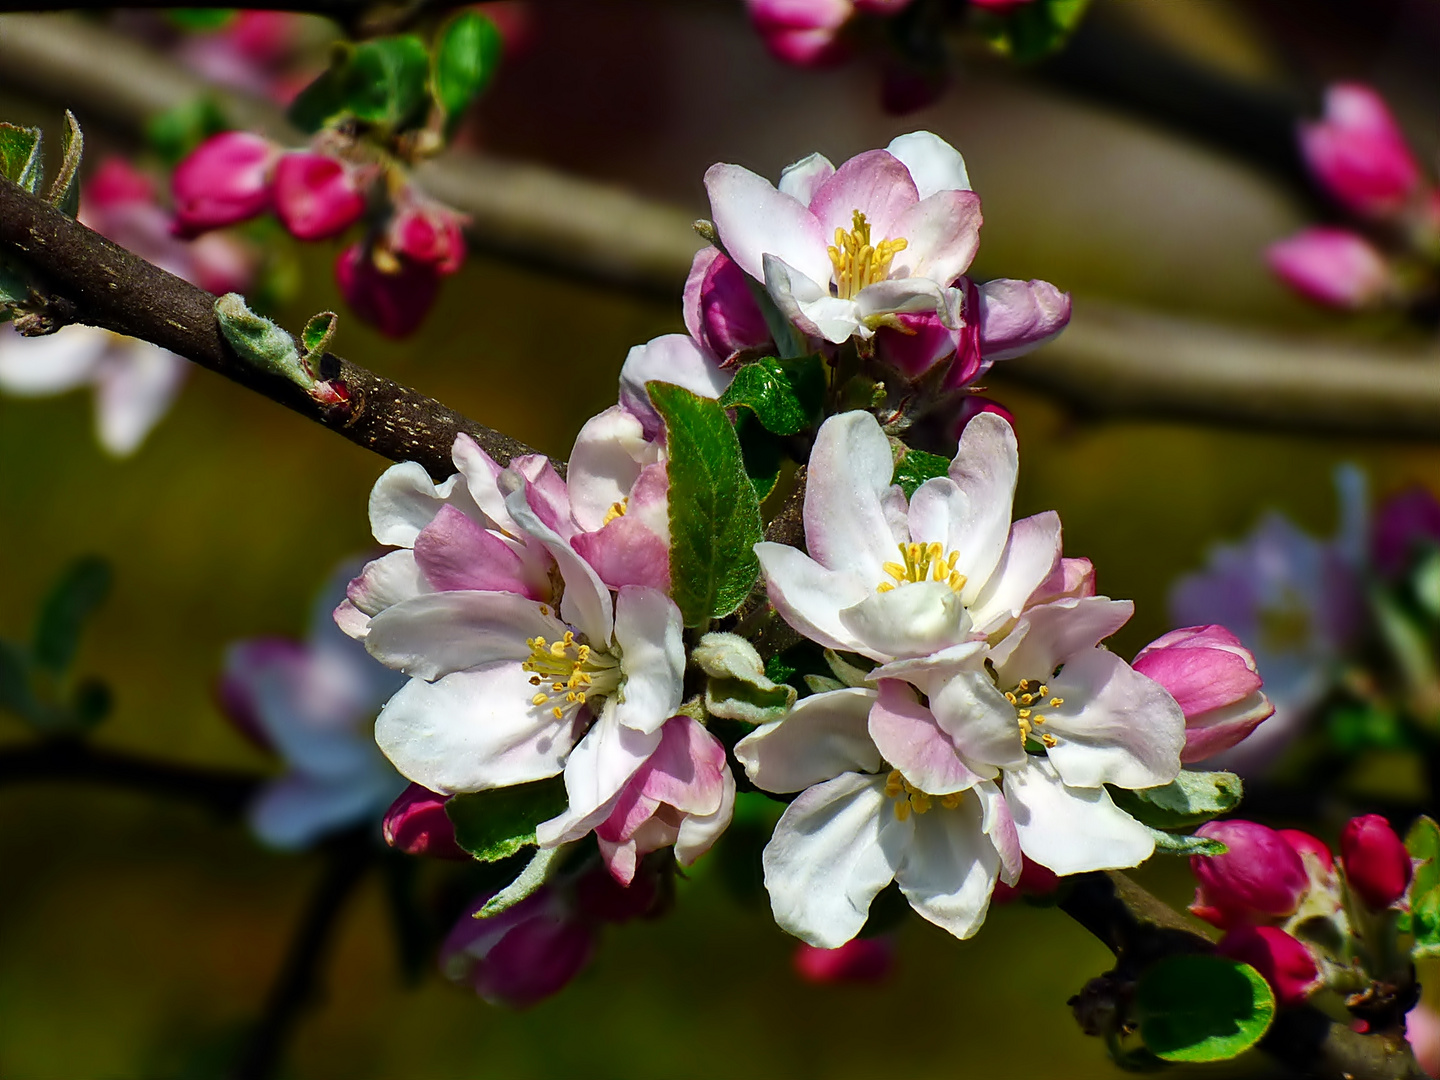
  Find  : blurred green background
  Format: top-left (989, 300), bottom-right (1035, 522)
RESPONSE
top-left (3, 0), bottom-right (1440, 1076)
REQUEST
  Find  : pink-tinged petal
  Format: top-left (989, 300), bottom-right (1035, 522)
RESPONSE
top-left (805, 410), bottom-right (906, 584)
top-left (449, 434), bottom-right (520, 534)
top-left (990, 596), bottom-right (1135, 684)
top-left (886, 131), bottom-right (971, 198)
top-left (888, 189), bottom-right (982, 287)
top-left (1300, 83), bottom-right (1421, 217)
top-left (537, 704), bottom-right (663, 846)
top-left (735, 687), bottom-right (881, 793)
top-left (763, 771), bottom-right (908, 948)
top-left (625, 461), bottom-right (670, 534)
top-left (344, 549), bottom-right (430, 620)
top-left (250, 768), bottom-right (401, 850)
top-left (375, 662), bottom-right (578, 794)
top-left (1042, 648), bottom-right (1186, 790)
top-left (967, 511), bottom-right (1063, 636)
top-left (975, 778), bottom-right (1022, 885)
top-left (1179, 692), bottom-right (1274, 764)
top-left (755, 542), bottom-right (871, 654)
top-left (923, 667), bottom-right (1027, 773)
top-left (675, 765), bottom-right (736, 867)
top-left (1407, 1003), bottom-right (1440, 1080)
top-left (853, 277), bottom-right (950, 324)
top-left (778, 151), bottom-right (836, 204)
top-left (1132, 625), bottom-right (1264, 719)
top-left (567, 405), bottom-right (654, 532)
top-left (334, 245), bottom-right (440, 339)
top-left (273, 152), bottom-right (365, 241)
top-left (364, 590), bottom-right (562, 682)
top-left (874, 311), bottom-right (959, 378)
top-left (976, 278), bottom-right (1071, 362)
top-left (637, 714), bottom-right (728, 817)
top-left (808, 150), bottom-right (918, 248)
top-left (683, 245), bottom-right (718, 343)
top-left (619, 333), bottom-right (733, 439)
top-left (893, 793), bottom-right (998, 940)
top-left (1218, 925), bottom-right (1321, 1008)
top-left (746, 0), bottom-right (852, 66)
top-left (705, 163), bottom-right (832, 286)
top-left (793, 937), bottom-right (894, 984)
top-left (946, 411), bottom-right (1020, 604)
top-left (1267, 227), bottom-right (1392, 309)
top-left (503, 480), bottom-right (614, 646)
top-left (1004, 756), bottom-right (1154, 875)
top-left (368, 460), bottom-right (469, 548)
top-left (764, 255), bottom-right (856, 342)
top-left (573, 517), bottom-right (670, 592)
top-left (518, 458), bottom-right (574, 540)
top-left (413, 505), bottom-right (540, 597)
top-left (610, 586), bottom-right (685, 734)
top-left (83, 156), bottom-right (154, 209)
top-left (0, 323), bottom-right (108, 393)
top-left (838, 581), bottom-right (970, 661)
top-left (92, 341), bottom-right (187, 455)
top-left (870, 680), bottom-right (984, 795)
top-left (1029, 556), bottom-right (1096, 608)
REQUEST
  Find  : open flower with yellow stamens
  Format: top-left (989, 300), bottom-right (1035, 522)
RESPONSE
top-left (734, 684), bottom-right (1021, 947)
top-left (704, 131), bottom-right (982, 345)
top-left (754, 409), bottom-right (1063, 663)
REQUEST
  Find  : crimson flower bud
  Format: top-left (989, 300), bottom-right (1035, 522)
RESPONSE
top-left (745, 0), bottom-right (853, 67)
top-left (1189, 820), bottom-right (1309, 928)
top-left (1299, 83), bottom-right (1421, 218)
top-left (382, 783), bottom-right (467, 859)
top-left (1218, 925), bottom-right (1322, 1008)
top-left (335, 244), bottom-right (440, 339)
top-left (171, 131), bottom-right (277, 237)
top-left (992, 857), bottom-right (1060, 905)
top-left (793, 937), bottom-right (894, 983)
top-left (1278, 828), bottom-right (1335, 873)
top-left (683, 248), bottom-right (771, 365)
top-left (1371, 487), bottom-right (1440, 579)
top-left (387, 197), bottom-right (467, 274)
top-left (440, 888), bottom-right (596, 1009)
top-left (273, 152), bottom-right (366, 241)
top-left (1133, 625), bottom-right (1274, 764)
top-left (1267, 227), bottom-right (1393, 309)
top-left (1341, 814), bottom-right (1412, 910)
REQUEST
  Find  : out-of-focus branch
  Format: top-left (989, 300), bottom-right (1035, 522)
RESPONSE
top-left (0, 176), bottom-right (541, 480)
top-left (2, 14), bottom-right (1439, 438)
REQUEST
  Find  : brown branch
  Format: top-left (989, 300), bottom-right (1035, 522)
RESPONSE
top-left (0, 176), bottom-right (539, 481)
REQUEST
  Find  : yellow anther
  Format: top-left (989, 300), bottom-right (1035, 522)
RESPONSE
top-left (1041, 734), bottom-right (1058, 748)
top-left (532, 693), bottom-right (549, 706)
top-left (552, 682), bottom-right (565, 692)
top-left (1050, 697), bottom-right (1064, 707)
top-left (826, 211), bottom-right (908, 299)
top-left (1017, 708), bottom-right (1031, 719)
top-left (949, 572), bottom-right (967, 591)
top-left (1037, 685), bottom-right (1049, 696)
top-left (911, 793), bottom-right (932, 815)
top-left (894, 800), bottom-right (912, 822)
top-left (877, 581), bottom-right (895, 593)
top-left (538, 605), bottom-right (550, 617)
top-left (529, 675), bottom-right (541, 686)
top-left (602, 500), bottom-right (628, 525)
top-left (940, 793), bottom-right (962, 809)
top-left (883, 561), bottom-right (908, 580)
top-left (552, 706), bottom-right (564, 719)
top-left (550, 640), bottom-right (568, 657)
top-left (1005, 692), bottom-right (1018, 704)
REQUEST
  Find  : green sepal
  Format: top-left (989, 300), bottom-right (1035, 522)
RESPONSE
top-left (1411, 889), bottom-right (1440, 960)
top-left (290, 37), bottom-right (431, 134)
top-left (146, 98), bottom-right (229, 167)
top-left (648, 382), bottom-right (763, 627)
top-left (431, 11), bottom-right (503, 135)
top-left (718, 355), bottom-right (825, 437)
top-left (215, 293), bottom-right (317, 390)
top-left (476, 843), bottom-right (566, 918)
top-left (32, 556), bottom-right (111, 678)
top-left (0, 123), bottom-right (43, 193)
top-left (824, 649), bottom-right (875, 689)
top-left (1134, 954), bottom-right (1275, 1062)
top-left (46, 111), bottom-right (83, 218)
top-left (981, 0), bottom-right (1093, 63)
top-left (1407, 816), bottom-right (1440, 958)
top-left (1147, 828), bottom-right (1227, 857)
top-left (1108, 771), bottom-right (1243, 832)
top-left (693, 631), bottom-right (796, 724)
top-left (444, 777), bottom-right (568, 862)
top-left (892, 448), bottom-right (950, 498)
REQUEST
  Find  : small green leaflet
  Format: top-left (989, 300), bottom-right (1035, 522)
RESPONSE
top-left (649, 382), bottom-right (763, 627)
top-left (1108, 771), bottom-right (1243, 832)
top-left (1408, 816), bottom-right (1440, 958)
top-left (1134, 954), bottom-right (1275, 1062)
top-left (983, 0), bottom-right (1093, 63)
top-left (0, 123), bottom-right (43, 193)
top-left (32, 556), bottom-right (112, 678)
top-left (718, 355), bottom-right (825, 437)
top-left (166, 8), bottom-right (236, 30)
top-left (46, 111), bottom-right (83, 218)
top-left (289, 37), bottom-right (431, 134)
top-left (444, 777), bottom-right (568, 862)
top-left (892, 449), bottom-right (950, 498)
top-left (432, 11), bottom-right (503, 134)
top-left (1148, 828), bottom-right (1227, 857)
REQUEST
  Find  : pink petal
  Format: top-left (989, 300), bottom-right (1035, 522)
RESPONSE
top-left (869, 679), bottom-right (983, 795)
top-left (413, 504), bottom-right (539, 597)
top-left (808, 149), bottom-right (918, 249)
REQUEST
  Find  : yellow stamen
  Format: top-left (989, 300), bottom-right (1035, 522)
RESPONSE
top-left (602, 500), bottom-right (628, 525)
top-left (827, 210), bottom-right (909, 300)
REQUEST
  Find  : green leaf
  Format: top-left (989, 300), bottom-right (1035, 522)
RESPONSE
top-left (215, 293), bottom-right (316, 389)
top-left (1412, 888), bottom-right (1440, 959)
top-left (1108, 771), bottom-right (1243, 832)
top-left (300, 311), bottom-right (336, 355)
top-left (734, 413), bottom-right (784, 502)
top-left (649, 382), bottom-right (763, 626)
top-left (146, 97), bottom-right (229, 167)
top-left (287, 65), bottom-right (349, 135)
top-left (46, 111), bottom-right (83, 217)
top-left (444, 777), bottom-right (568, 862)
top-left (892, 448), bottom-right (950, 498)
top-left (1327, 703), bottom-right (1414, 753)
top-left (432, 11), bottom-right (503, 134)
top-left (719, 355), bottom-right (825, 436)
top-left (32, 556), bottom-right (111, 677)
top-left (167, 9), bottom-right (237, 30)
top-left (693, 631), bottom-right (797, 724)
top-left (288, 36), bottom-right (430, 134)
top-left (0, 123), bottom-right (43, 193)
top-left (70, 677), bottom-right (113, 730)
top-left (984, 0), bottom-right (1093, 63)
top-left (1148, 827), bottom-right (1227, 857)
top-left (764, 655), bottom-right (797, 686)
top-left (478, 844), bottom-right (566, 918)
top-left (1135, 954), bottom-right (1275, 1062)
top-left (1409, 815), bottom-right (1440, 900)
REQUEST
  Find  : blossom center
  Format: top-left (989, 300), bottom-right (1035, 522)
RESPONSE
top-left (1003, 678), bottom-right (1062, 749)
top-left (523, 630), bottom-right (622, 720)
top-left (877, 541), bottom-right (967, 595)
top-left (602, 499), bottom-right (627, 525)
top-left (883, 769), bottom-right (964, 821)
top-left (828, 210), bottom-right (908, 300)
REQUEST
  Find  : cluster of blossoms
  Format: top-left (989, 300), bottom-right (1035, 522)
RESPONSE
top-left (1269, 83), bottom-right (1440, 314)
top-left (173, 130), bottom-right (467, 338)
top-left (1188, 815), bottom-right (1413, 1010)
top-left (0, 157), bottom-right (255, 454)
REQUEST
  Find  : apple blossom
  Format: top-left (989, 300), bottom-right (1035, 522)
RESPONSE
top-left (171, 130), bottom-right (278, 237)
top-left (1188, 820), bottom-right (1310, 928)
top-left (1300, 83), bottom-right (1422, 219)
top-left (1341, 814), bottom-right (1411, 910)
top-left (683, 247), bottom-right (774, 365)
top-left (1267, 226), bottom-right (1394, 309)
top-left (387, 193), bottom-right (468, 275)
top-left (793, 937), bottom-right (894, 983)
top-left (745, 0), bottom-right (855, 67)
top-left (273, 152), bottom-right (368, 241)
top-left (335, 244), bottom-right (441, 338)
top-left (219, 563), bottom-right (406, 850)
top-left (383, 783), bottom-right (468, 859)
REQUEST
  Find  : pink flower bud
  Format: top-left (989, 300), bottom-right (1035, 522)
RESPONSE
top-left (335, 244), bottom-right (441, 339)
top-left (794, 937), bottom-right (894, 983)
top-left (1133, 625), bottom-right (1274, 764)
top-left (874, 311), bottom-right (963, 379)
top-left (1278, 828), bottom-right (1334, 873)
top-left (1407, 1002), bottom-right (1440, 1080)
top-left (171, 131), bottom-right (277, 237)
top-left (1267, 227), bottom-right (1393, 309)
top-left (388, 195), bottom-right (467, 274)
top-left (440, 888), bottom-right (596, 1009)
top-left (1218, 925), bottom-right (1322, 1008)
top-left (1190, 820), bottom-right (1309, 928)
top-left (975, 278), bottom-right (1072, 363)
top-left (1372, 487), bottom-right (1440, 578)
top-left (85, 157), bottom-right (154, 210)
top-left (382, 783), bottom-right (467, 859)
top-left (746, 0), bottom-right (854, 67)
top-left (1300, 83), bottom-right (1421, 218)
top-left (852, 0), bottom-right (914, 14)
top-left (970, 0), bottom-right (1038, 9)
top-left (273, 152), bottom-right (366, 241)
top-left (683, 248), bottom-right (772, 364)
top-left (945, 395), bottom-right (1014, 449)
top-left (992, 857), bottom-right (1060, 904)
top-left (1341, 814), bottom-right (1412, 910)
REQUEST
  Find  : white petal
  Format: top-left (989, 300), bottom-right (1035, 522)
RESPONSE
top-left (764, 255), bottom-right (857, 343)
top-left (1042, 649), bottom-right (1186, 789)
top-left (0, 323), bottom-right (107, 393)
top-left (735, 687), bottom-right (881, 793)
top-left (704, 162), bottom-right (832, 286)
top-left (868, 680), bottom-right (984, 795)
top-left (567, 405), bottom-right (657, 532)
top-left (947, 411), bottom-right (1020, 604)
top-left (611, 586), bottom-right (684, 734)
top-left (777, 151), bottom-right (835, 205)
top-left (924, 667), bottom-right (1028, 772)
top-left (675, 765), bottom-right (736, 867)
top-left (503, 480), bottom-right (614, 645)
top-left (967, 511), bottom-right (1063, 635)
top-left (886, 131), bottom-right (972, 198)
top-left (364, 590), bottom-right (561, 681)
top-left (991, 596), bottom-right (1135, 683)
top-left (450, 434), bottom-right (520, 534)
top-left (374, 663), bottom-right (577, 794)
top-left (369, 461), bottom-right (466, 548)
top-left (536, 701), bottom-right (663, 846)
top-left (976, 778), bottom-right (1022, 885)
top-left (345, 549), bottom-right (430, 619)
top-left (886, 190), bottom-right (982, 289)
top-left (618, 333), bottom-right (732, 439)
top-left (804, 410), bottom-right (905, 584)
top-left (894, 796), bottom-right (997, 940)
top-left (762, 772), bottom-right (907, 948)
top-left (838, 582), bottom-right (970, 661)
top-left (1004, 756), bottom-right (1154, 875)
top-left (92, 342), bottom-right (186, 455)
top-left (755, 541), bottom-right (870, 654)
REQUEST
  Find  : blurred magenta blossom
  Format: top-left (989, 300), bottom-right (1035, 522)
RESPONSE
top-left (793, 936), bottom-right (895, 983)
